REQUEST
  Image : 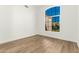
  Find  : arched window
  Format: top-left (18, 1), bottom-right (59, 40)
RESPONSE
top-left (45, 6), bottom-right (60, 32)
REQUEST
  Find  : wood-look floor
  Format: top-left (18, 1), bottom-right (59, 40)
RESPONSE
top-left (0, 35), bottom-right (78, 53)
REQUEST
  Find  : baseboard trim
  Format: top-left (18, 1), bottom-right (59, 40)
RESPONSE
top-left (38, 34), bottom-right (77, 44)
top-left (0, 34), bottom-right (36, 44)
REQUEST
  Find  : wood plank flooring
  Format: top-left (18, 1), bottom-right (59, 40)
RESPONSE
top-left (0, 35), bottom-right (78, 53)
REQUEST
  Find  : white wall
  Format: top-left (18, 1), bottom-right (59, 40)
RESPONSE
top-left (77, 6), bottom-right (79, 46)
top-left (0, 5), bottom-right (36, 43)
top-left (37, 5), bottom-right (79, 42)
top-left (32, 5), bottom-right (39, 34)
top-left (12, 5), bottom-right (36, 40)
top-left (0, 6), bottom-right (12, 43)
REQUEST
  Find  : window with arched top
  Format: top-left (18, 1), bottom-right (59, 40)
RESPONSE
top-left (45, 6), bottom-right (60, 32)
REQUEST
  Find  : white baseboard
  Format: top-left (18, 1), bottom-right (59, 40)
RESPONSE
top-left (0, 34), bottom-right (36, 44)
top-left (38, 34), bottom-right (78, 43)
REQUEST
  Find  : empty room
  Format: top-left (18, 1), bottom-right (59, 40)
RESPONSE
top-left (0, 5), bottom-right (79, 53)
